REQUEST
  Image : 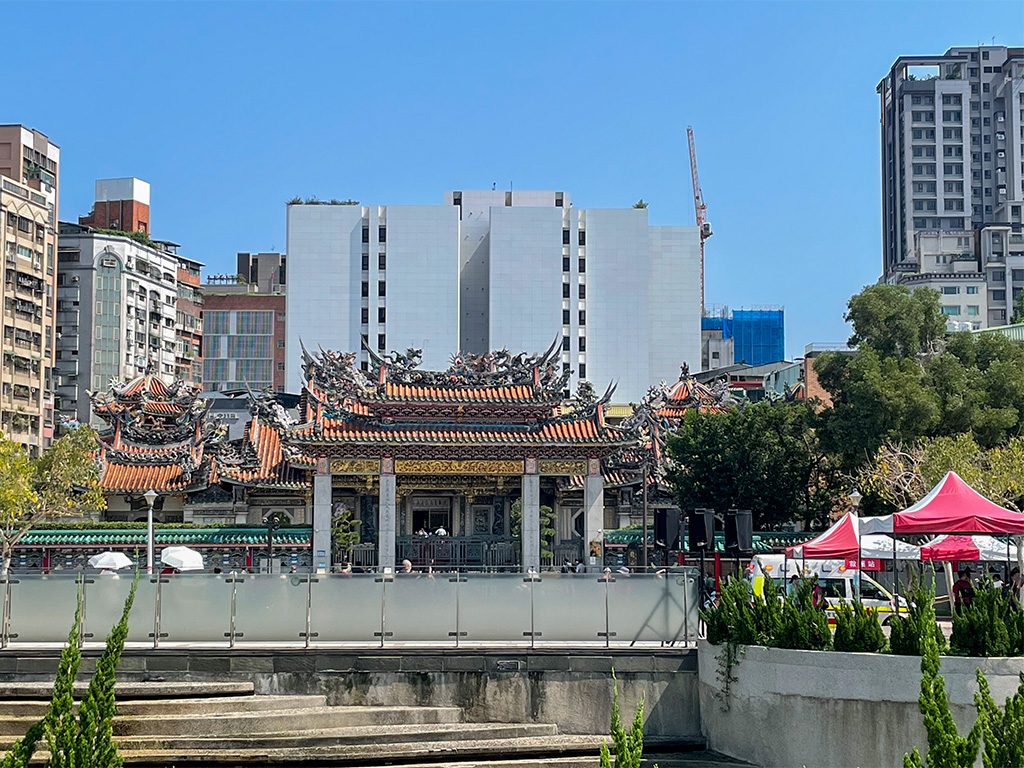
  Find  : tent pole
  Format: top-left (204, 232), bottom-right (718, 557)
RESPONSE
top-left (892, 534), bottom-right (899, 616)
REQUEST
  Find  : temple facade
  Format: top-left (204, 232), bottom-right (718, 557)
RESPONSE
top-left (284, 342), bottom-right (634, 571)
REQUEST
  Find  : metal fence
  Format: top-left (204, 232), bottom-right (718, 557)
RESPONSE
top-left (0, 570), bottom-right (699, 649)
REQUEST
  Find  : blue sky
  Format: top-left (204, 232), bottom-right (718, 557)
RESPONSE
top-left (7, 1), bottom-right (1020, 358)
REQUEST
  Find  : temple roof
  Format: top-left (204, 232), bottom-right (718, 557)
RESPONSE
top-left (89, 370), bottom-right (225, 494)
top-left (218, 413), bottom-right (307, 490)
top-left (655, 376), bottom-right (727, 420)
top-left (290, 344), bottom-right (631, 456)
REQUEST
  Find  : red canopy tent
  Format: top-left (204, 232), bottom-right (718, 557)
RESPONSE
top-left (785, 512), bottom-right (858, 560)
top-left (872, 472), bottom-right (1024, 535)
top-left (919, 534), bottom-right (1018, 562)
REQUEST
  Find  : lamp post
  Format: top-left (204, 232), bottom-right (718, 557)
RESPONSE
top-left (264, 511), bottom-right (286, 573)
top-left (849, 487), bottom-right (863, 586)
top-left (849, 488), bottom-right (862, 511)
top-left (143, 489), bottom-right (157, 574)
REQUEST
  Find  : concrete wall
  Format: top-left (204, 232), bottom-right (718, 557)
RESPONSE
top-left (698, 639), bottom-right (1024, 768)
top-left (0, 648), bottom-right (700, 740)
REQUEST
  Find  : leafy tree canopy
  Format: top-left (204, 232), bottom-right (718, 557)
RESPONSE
top-left (665, 401), bottom-right (844, 529)
top-left (846, 284), bottom-right (946, 358)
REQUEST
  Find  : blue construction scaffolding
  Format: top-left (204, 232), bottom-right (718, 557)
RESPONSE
top-left (701, 308), bottom-right (785, 366)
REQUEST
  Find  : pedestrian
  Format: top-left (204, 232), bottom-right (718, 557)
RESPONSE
top-left (574, 559), bottom-right (585, 574)
top-left (989, 567), bottom-right (1003, 590)
top-left (787, 574), bottom-right (800, 600)
top-left (1007, 567), bottom-right (1022, 610)
top-left (952, 567), bottom-right (975, 614)
top-left (401, 559), bottom-right (414, 574)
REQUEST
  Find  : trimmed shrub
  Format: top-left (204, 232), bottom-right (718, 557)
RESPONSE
top-left (890, 579), bottom-right (946, 656)
top-left (975, 669), bottom-right (1024, 767)
top-left (950, 583), bottom-right (1022, 657)
top-left (834, 599), bottom-right (888, 653)
top-left (772, 578), bottom-right (831, 651)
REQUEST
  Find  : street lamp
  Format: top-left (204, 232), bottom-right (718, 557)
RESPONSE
top-left (143, 489), bottom-right (157, 574)
top-left (849, 488), bottom-right (863, 510)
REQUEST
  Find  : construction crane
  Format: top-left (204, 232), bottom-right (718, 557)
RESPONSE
top-left (687, 126), bottom-right (713, 314)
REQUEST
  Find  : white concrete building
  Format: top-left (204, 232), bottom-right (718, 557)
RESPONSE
top-left (286, 191), bottom-right (701, 402)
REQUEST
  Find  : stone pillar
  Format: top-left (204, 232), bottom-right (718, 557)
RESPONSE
top-left (313, 458), bottom-right (332, 572)
top-left (521, 457), bottom-right (540, 573)
top-left (379, 457), bottom-right (396, 572)
top-left (585, 458), bottom-right (604, 570)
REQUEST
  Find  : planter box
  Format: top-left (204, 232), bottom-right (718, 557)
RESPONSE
top-left (697, 639), bottom-right (1024, 768)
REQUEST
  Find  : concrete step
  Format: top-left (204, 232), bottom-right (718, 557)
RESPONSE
top-left (0, 704), bottom-right (464, 737)
top-left (115, 733), bottom-right (610, 764)
top-left (0, 680), bottom-right (254, 699)
top-left (0, 694), bottom-right (327, 717)
top-left (111, 722), bottom-right (559, 751)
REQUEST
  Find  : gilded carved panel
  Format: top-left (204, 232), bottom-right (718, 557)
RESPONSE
top-left (538, 459), bottom-right (588, 476)
top-left (330, 459), bottom-right (380, 475)
top-left (395, 459), bottom-right (523, 475)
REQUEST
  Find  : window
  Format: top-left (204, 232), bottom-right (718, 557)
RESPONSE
top-left (578, 363), bottom-right (586, 379)
top-left (942, 286), bottom-right (959, 295)
top-left (942, 94), bottom-right (962, 106)
top-left (361, 308), bottom-right (369, 324)
top-left (578, 231), bottom-right (586, 246)
top-left (378, 281), bottom-right (385, 297)
top-left (967, 305), bottom-right (980, 316)
top-left (992, 270), bottom-right (1005, 282)
top-left (378, 307), bottom-right (386, 323)
top-left (967, 286), bottom-right (979, 294)
top-left (944, 199), bottom-right (964, 211)
top-left (562, 309), bottom-right (570, 325)
top-left (562, 257), bottom-right (570, 272)
top-left (993, 290), bottom-right (1006, 301)
top-left (377, 333), bottom-right (386, 350)
top-left (361, 226), bottom-right (369, 244)
top-left (578, 258), bottom-right (586, 273)
top-left (578, 284), bottom-right (586, 299)
top-left (378, 226), bottom-right (386, 243)
top-left (578, 310), bottom-right (586, 325)
top-left (562, 336), bottom-right (570, 351)
top-left (277, 362), bottom-right (285, 371)
top-left (562, 283), bottom-right (570, 298)
top-left (578, 336), bottom-right (586, 352)
top-left (942, 306), bottom-right (960, 316)
top-left (1013, 270), bottom-right (1024, 282)
top-left (277, 312), bottom-right (286, 322)
top-left (277, 339), bottom-right (285, 348)
top-left (982, 51), bottom-right (989, 60)
top-left (378, 253), bottom-right (386, 270)
top-left (361, 281), bottom-right (369, 297)
top-left (361, 254), bottom-right (369, 270)
top-left (562, 229), bottom-right (570, 245)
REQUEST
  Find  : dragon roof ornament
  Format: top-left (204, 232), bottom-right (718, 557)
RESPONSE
top-left (359, 335), bottom-right (570, 392)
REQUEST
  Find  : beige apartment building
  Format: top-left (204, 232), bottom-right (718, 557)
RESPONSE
top-left (0, 126), bottom-right (59, 455)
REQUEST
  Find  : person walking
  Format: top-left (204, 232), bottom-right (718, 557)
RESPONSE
top-left (952, 567), bottom-right (975, 615)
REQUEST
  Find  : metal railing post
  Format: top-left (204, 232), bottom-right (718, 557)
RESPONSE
top-left (682, 570), bottom-right (691, 647)
top-left (1, 577), bottom-right (10, 648)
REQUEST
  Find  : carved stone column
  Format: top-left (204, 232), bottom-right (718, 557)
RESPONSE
top-left (521, 457), bottom-right (540, 573)
top-left (585, 458), bottom-right (604, 570)
top-left (313, 457), bottom-right (332, 572)
top-left (379, 456), bottom-right (396, 572)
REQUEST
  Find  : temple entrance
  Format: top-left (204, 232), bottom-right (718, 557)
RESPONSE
top-left (412, 508), bottom-right (452, 535)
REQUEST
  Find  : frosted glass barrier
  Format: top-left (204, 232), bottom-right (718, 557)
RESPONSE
top-left (159, 574), bottom-right (233, 643)
top-left (532, 573), bottom-right (609, 642)
top-left (309, 574), bottom-right (384, 643)
top-left (383, 573), bottom-right (458, 643)
top-left (457, 574), bottom-right (532, 643)
top-left (234, 573), bottom-right (309, 643)
top-left (8, 574), bottom-right (82, 643)
top-left (83, 575), bottom-right (158, 644)
top-left (607, 572), bottom-right (697, 644)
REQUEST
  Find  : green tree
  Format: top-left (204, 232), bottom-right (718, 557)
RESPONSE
top-left (509, 499), bottom-right (556, 562)
top-left (330, 504), bottom-right (361, 564)
top-left (975, 670), bottom-right (1024, 768)
top-left (599, 672), bottom-right (646, 768)
top-left (846, 284), bottom-right (946, 358)
top-left (632, 199), bottom-right (648, 209)
top-left (666, 401), bottom-right (844, 528)
top-left (0, 427), bottom-right (106, 576)
top-left (1011, 290), bottom-right (1024, 325)
top-left (904, 618), bottom-right (981, 768)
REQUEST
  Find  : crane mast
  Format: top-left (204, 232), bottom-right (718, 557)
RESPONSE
top-left (687, 126), bottom-right (712, 314)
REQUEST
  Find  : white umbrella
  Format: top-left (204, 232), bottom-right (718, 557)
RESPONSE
top-left (160, 546), bottom-right (205, 572)
top-left (88, 551), bottom-right (133, 570)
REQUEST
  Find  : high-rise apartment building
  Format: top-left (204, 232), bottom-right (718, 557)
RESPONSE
top-left (56, 179), bottom-right (202, 425)
top-left (285, 191), bottom-right (701, 402)
top-left (0, 125), bottom-right (59, 455)
top-left (878, 46), bottom-right (1024, 327)
top-left (202, 256), bottom-right (286, 393)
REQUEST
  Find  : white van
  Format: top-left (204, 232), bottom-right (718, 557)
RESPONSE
top-left (749, 555), bottom-right (908, 621)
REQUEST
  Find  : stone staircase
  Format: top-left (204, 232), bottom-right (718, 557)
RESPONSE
top-left (0, 681), bottom-right (626, 766)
